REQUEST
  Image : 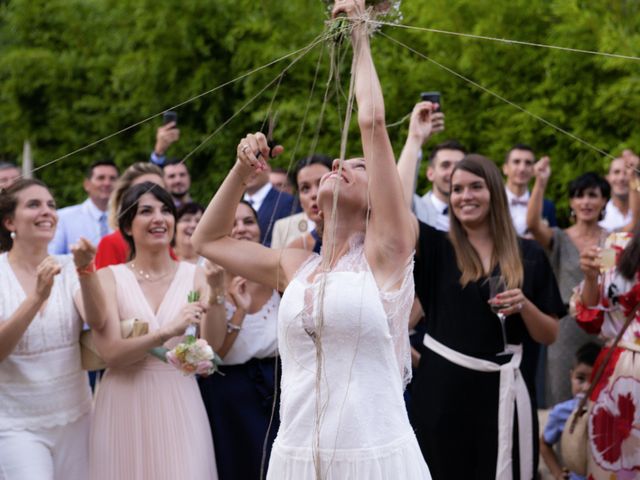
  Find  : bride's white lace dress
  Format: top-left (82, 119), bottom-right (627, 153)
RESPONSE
top-left (267, 235), bottom-right (431, 479)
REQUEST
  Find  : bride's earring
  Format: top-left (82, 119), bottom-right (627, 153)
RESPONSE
top-left (10, 231), bottom-right (16, 240)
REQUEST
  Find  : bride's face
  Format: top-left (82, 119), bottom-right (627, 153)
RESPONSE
top-left (317, 158), bottom-right (368, 215)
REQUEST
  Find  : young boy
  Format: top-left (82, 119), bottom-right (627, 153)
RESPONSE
top-left (540, 342), bottom-right (601, 480)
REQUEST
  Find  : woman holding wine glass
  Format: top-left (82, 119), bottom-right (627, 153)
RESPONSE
top-left (572, 211), bottom-right (640, 479)
top-left (526, 156), bottom-right (639, 406)
top-left (410, 154), bottom-right (565, 480)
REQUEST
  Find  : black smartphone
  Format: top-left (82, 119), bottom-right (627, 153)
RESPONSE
top-left (420, 92), bottom-right (441, 111)
top-left (162, 110), bottom-right (178, 126)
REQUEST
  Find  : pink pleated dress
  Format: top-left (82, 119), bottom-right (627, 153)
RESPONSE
top-left (89, 262), bottom-right (217, 480)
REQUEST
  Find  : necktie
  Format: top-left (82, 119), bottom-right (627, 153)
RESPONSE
top-left (442, 206), bottom-right (448, 215)
top-left (99, 213), bottom-right (109, 238)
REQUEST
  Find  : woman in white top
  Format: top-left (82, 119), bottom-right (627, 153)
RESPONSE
top-left (192, 1), bottom-right (431, 478)
top-left (0, 179), bottom-right (104, 480)
top-left (198, 200), bottom-right (280, 480)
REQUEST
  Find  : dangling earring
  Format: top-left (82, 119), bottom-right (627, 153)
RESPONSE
top-left (10, 231), bottom-right (16, 240)
top-left (599, 208), bottom-right (605, 221)
top-left (569, 209), bottom-right (576, 223)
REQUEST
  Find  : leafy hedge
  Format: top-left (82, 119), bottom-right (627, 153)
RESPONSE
top-left (1, 0), bottom-right (638, 224)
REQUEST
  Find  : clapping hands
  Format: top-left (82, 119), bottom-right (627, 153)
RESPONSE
top-left (70, 237), bottom-right (96, 269)
top-left (34, 256), bottom-right (62, 301)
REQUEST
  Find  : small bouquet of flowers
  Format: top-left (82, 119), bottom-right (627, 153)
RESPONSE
top-left (150, 291), bottom-right (222, 376)
top-left (323, 0), bottom-right (403, 42)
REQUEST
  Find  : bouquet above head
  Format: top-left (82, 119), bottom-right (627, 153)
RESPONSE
top-left (323, 0), bottom-right (402, 22)
top-left (323, 0), bottom-right (402, 43)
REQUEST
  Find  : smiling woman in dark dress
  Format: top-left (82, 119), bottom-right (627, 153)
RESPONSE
top-left (410, 154), bottom-right (565, 480)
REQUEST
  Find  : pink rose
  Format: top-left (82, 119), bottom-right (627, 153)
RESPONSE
top-left (195, 360), bottom-right (213, 376)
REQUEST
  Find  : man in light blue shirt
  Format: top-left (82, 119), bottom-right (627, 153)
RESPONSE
top-left (49, 160), bottom-right (119, 254)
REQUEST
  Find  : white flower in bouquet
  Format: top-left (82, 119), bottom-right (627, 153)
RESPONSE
top-left (161, 290), bottom-right (222, 376)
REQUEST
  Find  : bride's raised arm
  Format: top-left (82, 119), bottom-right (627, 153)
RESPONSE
top-left (191, 136), bottom-right (310, 291)
top-left (336, 0), bottom-right (415, 281)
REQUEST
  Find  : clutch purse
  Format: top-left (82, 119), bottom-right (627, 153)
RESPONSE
top-left (560, 400), bottom-right (590, 476)
top-left (80, 318), bottom-right (149, 371)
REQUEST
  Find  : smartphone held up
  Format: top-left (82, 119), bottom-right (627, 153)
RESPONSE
top-left (420, 91), bottom-right (441, 112)
top-left (162, 110), bottom-right (178, 126)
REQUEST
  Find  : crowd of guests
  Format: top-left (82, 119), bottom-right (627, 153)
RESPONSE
top-left (1, 2), bottom-right (639, 479)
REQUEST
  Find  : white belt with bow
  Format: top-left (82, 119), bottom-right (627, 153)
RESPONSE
top-left (423, 334), bottom-right (533, 480)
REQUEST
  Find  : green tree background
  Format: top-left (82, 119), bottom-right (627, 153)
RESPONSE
top-left (0, 0), bottom-right (638, 222)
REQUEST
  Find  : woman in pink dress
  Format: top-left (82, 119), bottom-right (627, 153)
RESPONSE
top-left (86, 182), bottom-right (226, 480)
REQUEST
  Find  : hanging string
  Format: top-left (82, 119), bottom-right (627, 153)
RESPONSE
top-left (116, 30), bottom-right (333, 223)
top-left (260, 34), bottom-right (330, 480)
top-left (25, 34), bottom-right (334, 178)
top-left (378, 30), bottom-right (617, 160)
top-left (372, 20), bottom-right (640, 62)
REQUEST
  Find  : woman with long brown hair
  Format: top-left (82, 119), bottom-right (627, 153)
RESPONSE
top-left (410, 154), bottom-right (565, 479)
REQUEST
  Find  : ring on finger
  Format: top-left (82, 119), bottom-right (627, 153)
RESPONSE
top-left (241, 144), bottom-right (250, 153)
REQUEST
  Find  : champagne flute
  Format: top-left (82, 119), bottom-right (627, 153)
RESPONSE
top-left (592, 230), bottom-right (617, 312)
top-left (488, 275), bottom-right (512, 355)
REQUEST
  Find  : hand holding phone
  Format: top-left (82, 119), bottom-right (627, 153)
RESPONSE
top-left (162, 111), bottom-right (178, 126)
top-left (420, 92), bottom-right (441, 112)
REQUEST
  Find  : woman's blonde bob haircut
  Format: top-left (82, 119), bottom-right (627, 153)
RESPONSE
top-left (448, 154), bottom-right (523, 289)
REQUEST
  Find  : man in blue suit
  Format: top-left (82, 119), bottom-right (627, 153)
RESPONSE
top-left (503, 143), bottom-right (557, 237)
top-left (243, 165), bottom-right (299, 247)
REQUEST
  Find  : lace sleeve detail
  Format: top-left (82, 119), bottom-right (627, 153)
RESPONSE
top-left (378, 254), bottom-right (415, 390)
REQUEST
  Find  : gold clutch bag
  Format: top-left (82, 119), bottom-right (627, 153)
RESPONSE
top-left (80, 319), bottom-right (149, 371)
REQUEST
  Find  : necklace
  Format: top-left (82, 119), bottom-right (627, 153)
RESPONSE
top-left (129, 262), bottom-right (175, 282)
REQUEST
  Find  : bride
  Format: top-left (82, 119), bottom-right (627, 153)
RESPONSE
top-left (192, 1), bottom-right (431, 478)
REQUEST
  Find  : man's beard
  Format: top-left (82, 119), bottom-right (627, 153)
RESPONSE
top-left (171, 188), bottom-right (188, 200)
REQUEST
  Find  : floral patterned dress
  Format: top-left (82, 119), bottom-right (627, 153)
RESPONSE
top-left (572, 232), bottom-right (640, 479)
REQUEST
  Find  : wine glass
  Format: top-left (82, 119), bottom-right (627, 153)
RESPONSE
top-left (592, 230), bottom-right (617, 312)
top-left (488, 275), bottom-right (512, 355)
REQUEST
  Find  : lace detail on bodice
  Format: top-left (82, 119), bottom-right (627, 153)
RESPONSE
top-left (0, 253), bottom-right (91, 430)
top-left (290, 234), bottom-right (414, 388)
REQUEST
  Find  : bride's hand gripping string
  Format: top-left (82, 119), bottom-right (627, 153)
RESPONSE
top-left (233, 132), bottom-right (284, 185)
top-left (332, 0), bottom-right (366, 22)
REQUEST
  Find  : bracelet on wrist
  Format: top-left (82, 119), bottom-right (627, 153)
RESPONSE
top-left (226, 322), bottom-right (242, 334)
top-left (76, 261), bottom-right (96, 276)
top-left (208, 293), bottom-right (225, 306)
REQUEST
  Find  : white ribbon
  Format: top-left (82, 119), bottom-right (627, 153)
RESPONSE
top-left (423, 334), bottom-right (533, 480)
